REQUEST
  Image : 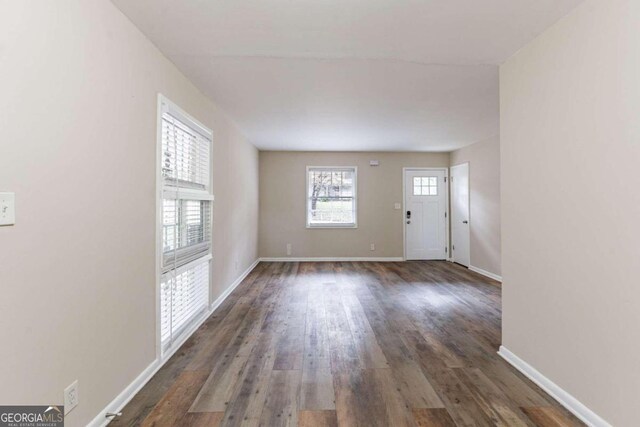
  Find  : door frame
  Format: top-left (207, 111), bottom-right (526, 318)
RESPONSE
top-left (402, 167), bottom-right (450, 261)
top-left (449, 162), bottom-right (471, 268)
top-left (450, 162), bottom-right (471, 267)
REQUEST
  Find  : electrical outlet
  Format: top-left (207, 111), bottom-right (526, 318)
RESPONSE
top-left (0, 192), bottom-right (15, 226)
top-left (370, 243), bottom-right (375, 251)
top-left (286, 243), bottom-right (292, 256)
top-left (64, 380), bottom-right (79, 414)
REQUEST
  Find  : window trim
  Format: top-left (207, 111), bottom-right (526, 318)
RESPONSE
top-left (305, 165), bottom-right (358, 229)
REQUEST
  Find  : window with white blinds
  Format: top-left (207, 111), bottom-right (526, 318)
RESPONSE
top-left (306, 166), bottom-right (357, 228)
top-left (161, 113), bottom-right (210, 190)
top-left (159, 97), bottom-right (213, 352)
top-left (162, 199), bottom-right (212, 266)
top-left (160, 257), bottom-right (210, 345)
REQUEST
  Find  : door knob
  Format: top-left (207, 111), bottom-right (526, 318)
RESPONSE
top-left (462, 220), bottom-right (468, 224)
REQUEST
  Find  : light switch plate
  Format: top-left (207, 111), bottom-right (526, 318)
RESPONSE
top-left (394, 203), bottom-right (401, 210)
top-left (0, 192), bottom-right (15, 226)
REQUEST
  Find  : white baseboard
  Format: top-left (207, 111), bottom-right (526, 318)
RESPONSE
top-left (88, 358), bottom-right (161, 427)
top-left (88, 258), bottom-right (261, 427)
top-left (259, 257), bottom-right (404, 262)
top-left (210, 257), bottom-right (261, 311)
top-left (469, 265), bottom-right (502, 282)
top-left (498, 346), bottom-right (611, 427)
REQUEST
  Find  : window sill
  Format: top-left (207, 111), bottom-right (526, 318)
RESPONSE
top-left (306, 224), bottom-right (358, 229)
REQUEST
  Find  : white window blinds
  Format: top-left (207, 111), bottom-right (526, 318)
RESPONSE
top-left (162, 113), bottom-right (210, 190)
top-left (159, 98), bottom-right (213, 352)
top-left (160, 256), bottom-right (210, 345)
top-left (162, 199), bottom-right (212, 267)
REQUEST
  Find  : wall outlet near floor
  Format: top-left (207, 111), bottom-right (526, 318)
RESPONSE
top-left (64, 380), bottom-right (79, 414)
top-left (370, 243), bottom-right (375, 251)
top-left (0, 192), bottom-right (16, 226)
top-left (286, 243), bottom-right (292, 256)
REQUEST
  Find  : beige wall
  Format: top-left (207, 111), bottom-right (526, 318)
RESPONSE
top-left (450, 135), bottom-right (501, 276)
top-left (500, 0), bottom-right (639, 425)
top-left (259, 151), bottom-right (449, 258)
top-left (0, 1), bottom-right (258, 426)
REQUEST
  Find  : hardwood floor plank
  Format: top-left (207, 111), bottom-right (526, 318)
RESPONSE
top-left (258, 370), bottom-right (302, 427)
top-left (140, 371), bottom-right (209, 427)
top-left (333, 369), bottom-right (389, 427)
top-left (387, 361), bottom-right (444, 409)
top-left (323, 282), bottom-right (362, 372)
top-left (304, 279), bottom-right (331, 360)
top-left (521, 406), bottom-right (582, 427)
top-left (186, 263), bottom-right (277, 372)
top-left (179, 412), bottom-right (224, 427)
top-left (109, 341), bottom-right (203, 426)
top-left (219, 333), bottom-right (275, 426)
top-left (412, 408), bottom-right (457, 427)
top-left (273, 325), bottom-right (305, 370)
top-left (416, 328), bottom-right (466, 369)
top-left (372, 368), bottom-right (417, 427)
top-left (452, 367), bottom-right (534, 426)
top-left (300, 358), bottom-right (335, 410)
top-left (340, 293), bottom-right (389, 369)
top-left (261, 263), bottom-right (300, 335)
top-left (351, 281), bottom-right (417, 366)
top-left (476, 358), bottom-right (552, 407)
top-left (189, 355), bottom-right (249, 412)
top-left (298, 410), bottom-right (338, 427)
top-left (402, 332), bottom-right (496, 427)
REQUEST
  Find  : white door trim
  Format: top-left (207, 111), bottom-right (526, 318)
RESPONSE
top-left (402, 167), bottom-right (450, 261)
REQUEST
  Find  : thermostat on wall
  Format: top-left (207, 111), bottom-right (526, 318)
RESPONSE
top-left (369, 160), bottom-right (379, 166)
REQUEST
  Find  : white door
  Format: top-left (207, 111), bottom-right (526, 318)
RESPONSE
top-left (451, 163), bottom-right (470, 267)
top-left (404, 169), bottom-right (447, 260)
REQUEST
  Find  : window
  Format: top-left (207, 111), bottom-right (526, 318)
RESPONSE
top-left (413, 176), bottom-right (438, 196)
top-left (160, 259), bottom-right (209, 346)
top-left (159, 97), bottom-right (213, 352)
top-left (162, 199), bottom-right (211, 266)
top-left (307, 166), bottom-right (357, 227)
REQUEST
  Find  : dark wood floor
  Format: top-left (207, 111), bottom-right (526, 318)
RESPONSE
top-left (112, 261), bottom-right (582, 427)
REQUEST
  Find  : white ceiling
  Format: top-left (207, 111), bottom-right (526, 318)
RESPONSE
top-left (113, 0), bottom-right (582, 151)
